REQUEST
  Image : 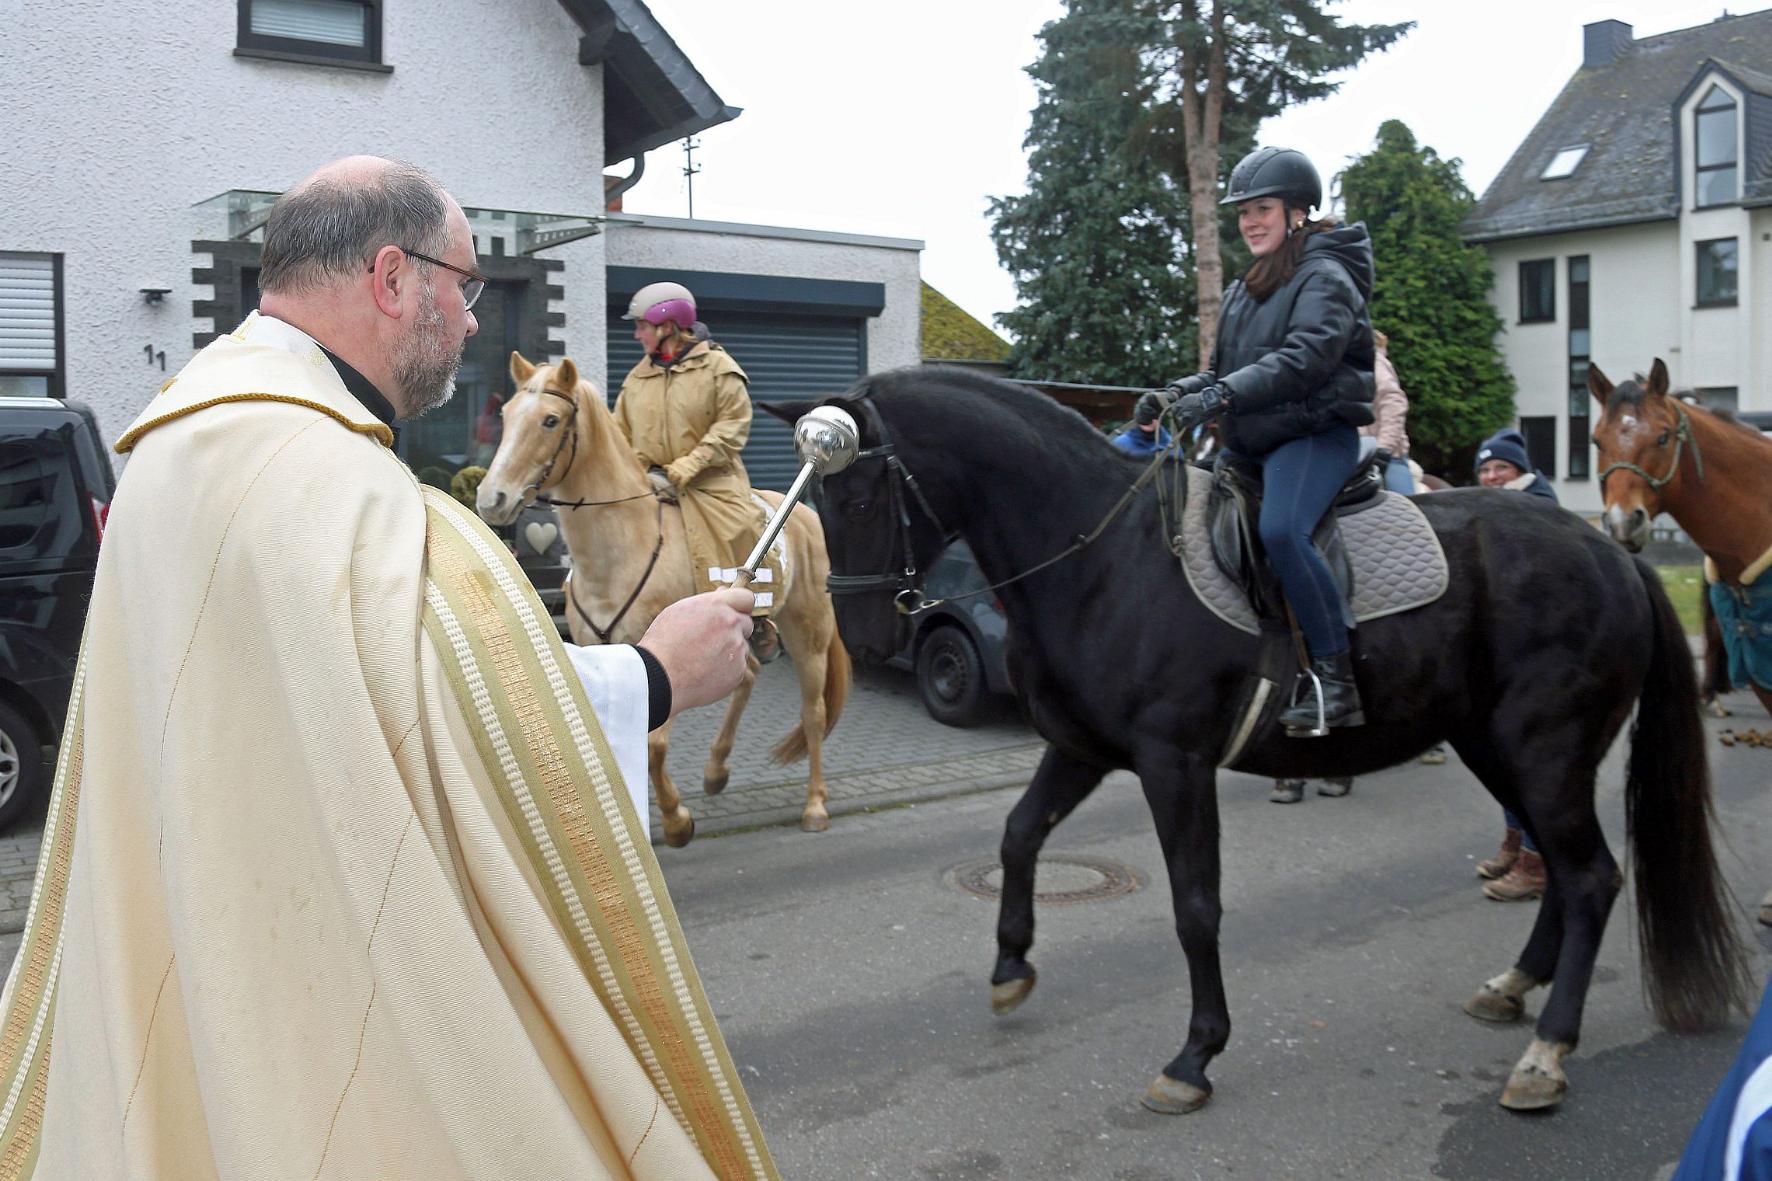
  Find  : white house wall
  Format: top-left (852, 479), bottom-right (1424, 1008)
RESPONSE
top-left (1679, 74), bottom-right (1754, 397)
top-left (1, 0), bottom-right (604, 444)
top-left (1484, 222), bottom-right (1681, 513)
top-left (604, 217), bottom-right (924, 371)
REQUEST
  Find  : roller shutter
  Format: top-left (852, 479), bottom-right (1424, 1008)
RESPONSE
top-left (0, 254), bottom-right (57, 374)
top-left (607, 311), bottom-right (864, 491)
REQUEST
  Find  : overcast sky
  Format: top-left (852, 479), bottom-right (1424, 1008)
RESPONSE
top-left (626, 1), bottom-right (1759, 337)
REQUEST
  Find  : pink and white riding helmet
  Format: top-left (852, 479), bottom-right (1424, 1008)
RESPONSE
top-left (623, 281), bottom-right (697, 327)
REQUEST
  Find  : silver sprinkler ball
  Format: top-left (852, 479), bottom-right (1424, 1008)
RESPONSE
top-left (793, 406), bottom-right (859, 475)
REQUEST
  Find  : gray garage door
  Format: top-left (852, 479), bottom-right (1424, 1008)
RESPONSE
top-left (607, 311), bottom-right (864, 491)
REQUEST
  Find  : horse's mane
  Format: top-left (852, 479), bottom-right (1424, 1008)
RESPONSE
top-left (848, 365), bottom-right (1131, 463)
top-left (1610, 376), bottom-right (1768, 442)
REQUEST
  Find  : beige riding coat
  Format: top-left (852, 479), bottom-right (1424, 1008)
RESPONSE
top-left (0, 318), bottom-right (776, 1179)
top-left (614, 341), bottom-right (762, 592)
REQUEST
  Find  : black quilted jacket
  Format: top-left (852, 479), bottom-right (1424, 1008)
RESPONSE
top-left (1210, 224), bottom-right (1377, 457)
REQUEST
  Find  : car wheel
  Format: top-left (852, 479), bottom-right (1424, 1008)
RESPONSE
top-left (0, 699), bottom-right (44, 831)
top-left (916, 624), bottom-right (987, 727)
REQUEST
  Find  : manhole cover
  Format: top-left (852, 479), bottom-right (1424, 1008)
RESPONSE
top-left (944, 854), bottom-right (1143, 905)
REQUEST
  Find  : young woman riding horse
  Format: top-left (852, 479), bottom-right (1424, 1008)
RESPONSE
top-left (1590, 358), bottom-right (1772, 928)
top-left (1137, 146), bottom-right (1375, 735)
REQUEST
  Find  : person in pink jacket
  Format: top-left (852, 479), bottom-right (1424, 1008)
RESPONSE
top-left (1364, 329), bottom-right (1413, 493)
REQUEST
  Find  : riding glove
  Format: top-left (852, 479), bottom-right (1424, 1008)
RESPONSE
top-left (647, 466), bottom-right (679, 503)
top-left (1173, 385), bottom-right (1231, 428)
top-left (1136, 373), bottom-right (1220, 425)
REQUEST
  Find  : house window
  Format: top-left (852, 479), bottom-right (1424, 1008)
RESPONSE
top-left (1519, 258), bottom-right (1555, 323)
top-left (237, 0), bottom-right (381, 65)
top-left (1696, 237), bottom-right (1738, 307)
top-left (1566, 256), bottom-right (1590, 479)
top-left (0, 253), bottom-right (63, 399)
top-left (1520, 417), bottom-right (1557, 482)
top-left (1540, 145), bottom-right (1589, 180)
top-left (1697, 386), bottom-right (1739, 412)
top-left (1694, 85), bottom-right (1738, 207)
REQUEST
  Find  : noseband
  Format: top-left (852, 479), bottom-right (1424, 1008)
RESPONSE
top-left (1599, 401), bottom-right (1705, 493)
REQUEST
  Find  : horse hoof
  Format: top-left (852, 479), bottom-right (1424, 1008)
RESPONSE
top-left (664, 815), bottom-right (696, 848)
top-left (1141, 1074), bottom-right (1210, 1115)
top-left (1499, 1039), bottom-right (1570, 1111)
top-left (1463, 986), bottom-right (1526, 1024)
top-left (1708, 700), bottom-right (1732, 719)
top-left (704, 772), bottom-right (729, 796)
top-left (990, 971), bottom-right (1037, 1015)
top-left (1499, 1072), bottom-right (1566, 1111)
top-left (801, 812), bottom-right (829, 833)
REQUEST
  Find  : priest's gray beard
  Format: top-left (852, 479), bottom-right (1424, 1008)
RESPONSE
top-left (397, 280), bottom-right (463, 417)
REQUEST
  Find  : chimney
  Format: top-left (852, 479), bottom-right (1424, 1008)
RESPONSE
top-left (1583, 19), bottom-right (1633, 69)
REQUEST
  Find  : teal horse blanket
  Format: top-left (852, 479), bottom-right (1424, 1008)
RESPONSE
top-left (1710, 578), bottom-right (1772, 691)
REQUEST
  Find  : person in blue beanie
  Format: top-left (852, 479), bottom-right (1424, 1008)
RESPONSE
top-left (1674, 974), bottom-right (1772, 1179)
top-left (1474, 428), bottom-right (1558, 502)
top-left (1471, 425), bottom-right (1560, 899)
top-left (1110, 416), bottom-right (1172, 458)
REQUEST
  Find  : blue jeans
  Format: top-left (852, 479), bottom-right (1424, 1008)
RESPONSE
top-left (1383, 456), bottom-right (1413, 494)
top-left (1244, 424), bottom-right (1361, 660)
top-left (1503, 809), bottom-right (1540, 853)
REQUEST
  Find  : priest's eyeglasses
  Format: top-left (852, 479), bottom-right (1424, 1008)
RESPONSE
top-left (372, 248), bottom-right (487, 311)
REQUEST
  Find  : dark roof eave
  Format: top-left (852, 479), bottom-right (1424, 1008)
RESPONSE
top-left (1462, 208), bottom-right (1678, 245)
top-left (609, 104), bottom-right (741, 164)
top-left (555, 0), bottom-right (739, 166)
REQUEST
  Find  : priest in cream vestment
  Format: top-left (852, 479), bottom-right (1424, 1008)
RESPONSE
top-left (0, 158), bottom-right (777, 1180)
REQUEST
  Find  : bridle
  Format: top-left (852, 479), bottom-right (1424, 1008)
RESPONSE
top-left (823, 394), bottom-right (1165, 614)
top-left (822, 396), bottom-right (955, 615)
top-left (508, 382), bottom-right (665, 642)
top-left (1598, 400), bottom-right (1705, 493)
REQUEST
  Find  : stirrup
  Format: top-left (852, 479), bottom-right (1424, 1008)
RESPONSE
top-left (748, 617), bottom-right (782, 664)
top-left (1283, 667), bottom-right (1330, 739)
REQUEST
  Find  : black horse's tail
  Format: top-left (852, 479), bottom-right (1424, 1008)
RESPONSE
top-left (1627, 556), bottom-right (1752, 1032)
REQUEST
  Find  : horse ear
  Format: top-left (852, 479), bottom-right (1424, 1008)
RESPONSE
top-left (1586, 363), bottom-right (1613, 408)
top-left (509, 351), bottom-right (536, 385)
top-left (555, 358), bottom-right (579, 392)
top-left (757, 400), bottom-right (819, 425)
top-left (1647, 358), bottom-right (1670, 397)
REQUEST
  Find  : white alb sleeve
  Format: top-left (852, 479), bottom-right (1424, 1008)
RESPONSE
top-left (561, 642), bottom-right (652, 839)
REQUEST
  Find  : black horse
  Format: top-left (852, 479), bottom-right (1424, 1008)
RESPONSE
top-left (767, 366), bottom-right (1751, 1115)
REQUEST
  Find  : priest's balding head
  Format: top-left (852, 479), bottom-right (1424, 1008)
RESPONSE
top-left (257, 155), bottom-right (481, 418)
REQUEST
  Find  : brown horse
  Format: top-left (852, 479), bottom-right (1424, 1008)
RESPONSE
top-left (476, 352), bottom-right (849, 845)
top-left (1590, 358), bottom-right (1772, 925)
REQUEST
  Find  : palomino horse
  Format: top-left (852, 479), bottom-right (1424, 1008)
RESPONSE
top-left (1590, 357), bottom-right (1772, 926)
top-left (477, 352), bottom-right (849, 845)
top-left (772, 366), bottom-right (1751, 1115)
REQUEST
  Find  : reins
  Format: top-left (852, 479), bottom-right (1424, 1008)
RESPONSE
top-left (827, 394), bottom-right (1176, 614)
top-left (564, 492), bottom-right (667, 644)
top-left (1598, 401), bottom-right (1705, 491)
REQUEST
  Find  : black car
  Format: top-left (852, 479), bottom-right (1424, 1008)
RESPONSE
top-left (0, 399), bottom-right (113, 827)
top-left (888, 540), bottom-right (1015, 726)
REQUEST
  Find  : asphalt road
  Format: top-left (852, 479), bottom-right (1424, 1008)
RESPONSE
top-left (656, 695), bottom-right (1772, 1181)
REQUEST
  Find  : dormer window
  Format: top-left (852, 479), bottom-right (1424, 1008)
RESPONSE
top-left (1541, 145), bottom-right (1588, 180)
top-left (1694, 84), bottom-right (1738, 207)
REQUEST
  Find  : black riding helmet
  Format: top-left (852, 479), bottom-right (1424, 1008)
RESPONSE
top-left (1219, 146), bottom-right (1323, 212)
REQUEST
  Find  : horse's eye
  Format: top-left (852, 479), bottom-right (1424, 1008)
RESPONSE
top-left (1591, 435), bottom-right (1600, 447)
top-left (844, 500), bottom-right (872, 521)
top-left (1656, 430), bottom-right (1669, 446)
top-left (543, 415), bottom-right (560, 429)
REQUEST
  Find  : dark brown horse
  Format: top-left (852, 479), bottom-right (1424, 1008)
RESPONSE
top-left (1589, 358), bottom-right (1772, 925)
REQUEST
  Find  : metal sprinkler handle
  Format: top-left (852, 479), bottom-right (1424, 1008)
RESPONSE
top-left (733, 406), bottom-right (859, 589)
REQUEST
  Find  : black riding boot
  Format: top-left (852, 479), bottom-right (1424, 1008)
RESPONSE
top-left (1280, 651), bottom-right (1364, 737)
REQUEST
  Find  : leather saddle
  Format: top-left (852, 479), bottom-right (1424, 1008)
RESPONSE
top-left (1206, 437), bottom-right (1390, 629)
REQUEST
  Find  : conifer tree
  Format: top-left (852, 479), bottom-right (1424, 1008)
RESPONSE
top-left (1340, 120), bottom-right (1515, 476)
top-left (989, 0), bottom-right (1194, 388)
